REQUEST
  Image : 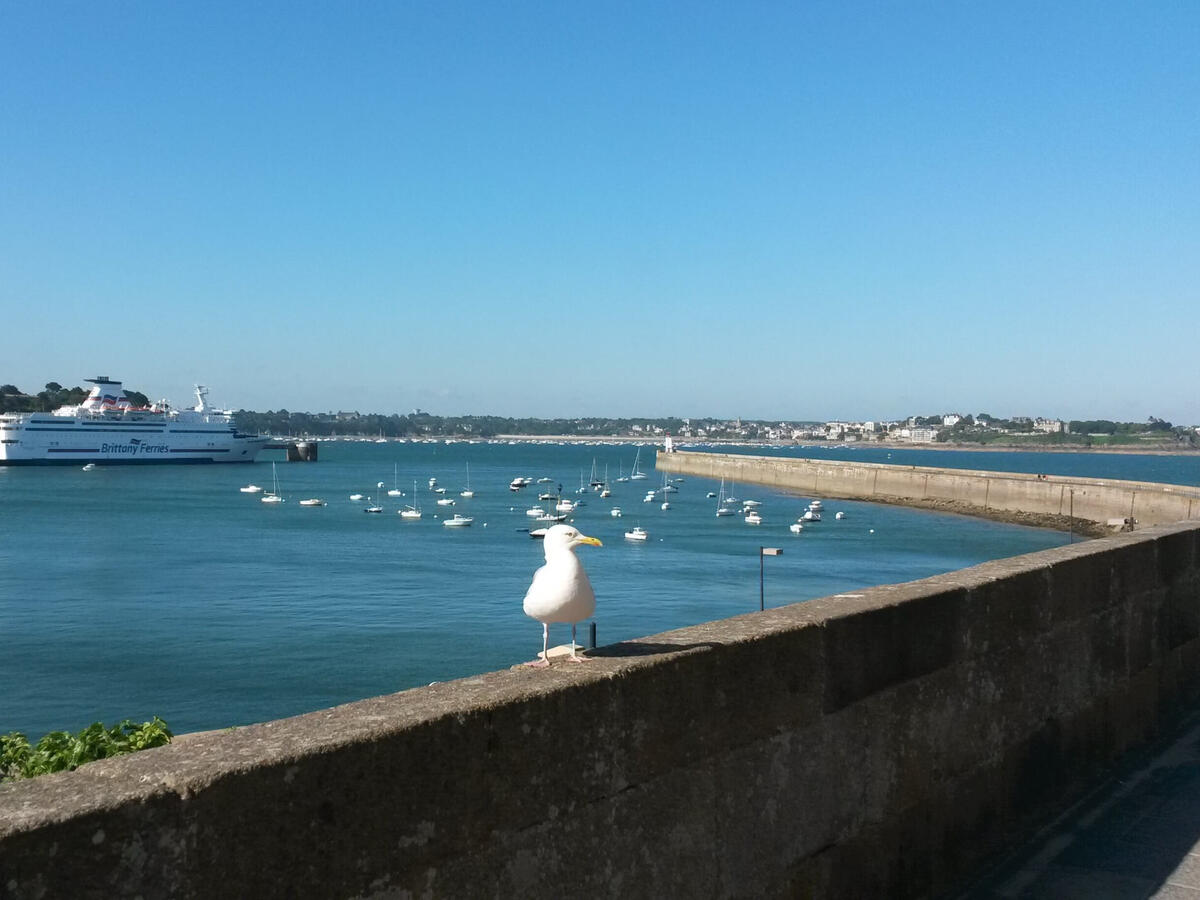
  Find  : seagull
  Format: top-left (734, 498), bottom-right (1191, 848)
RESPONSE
top-left (522, 524), bottom-right (602, 667)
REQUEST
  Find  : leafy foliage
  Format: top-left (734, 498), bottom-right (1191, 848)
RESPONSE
top-left (0, 718), bottom-right (172, 782)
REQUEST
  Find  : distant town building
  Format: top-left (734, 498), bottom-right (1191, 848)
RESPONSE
top-left (1034, 418), bottom-right (1064, 434)
top-left (909, 427), bottom-right (940, 443)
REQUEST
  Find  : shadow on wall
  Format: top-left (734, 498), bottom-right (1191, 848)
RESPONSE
top-left (588, 641), bottom-right (723, 659)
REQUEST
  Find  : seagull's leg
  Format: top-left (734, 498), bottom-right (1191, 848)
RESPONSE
top-left (567, 623), bottom-right (591, 663)
top-left (524, 623), bottom-right (550, 668)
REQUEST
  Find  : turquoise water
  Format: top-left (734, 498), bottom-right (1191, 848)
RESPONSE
top-left (3, 440), bottom-right (1188, 738)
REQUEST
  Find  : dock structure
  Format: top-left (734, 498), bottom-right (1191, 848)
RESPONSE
top-left (263, 440), bottom-right (318, 461)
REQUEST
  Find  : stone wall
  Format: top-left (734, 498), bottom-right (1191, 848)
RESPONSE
top-left (4, 477), bottom-right (1200, 897)
top-left (658, 450), bottom-right (1200, 530)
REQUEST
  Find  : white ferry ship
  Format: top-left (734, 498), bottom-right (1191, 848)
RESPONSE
top-left (0, 377), bottom-right (268, 466)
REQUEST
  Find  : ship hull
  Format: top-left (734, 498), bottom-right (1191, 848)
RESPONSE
top-left (0, 416), bottom-right (267, 465)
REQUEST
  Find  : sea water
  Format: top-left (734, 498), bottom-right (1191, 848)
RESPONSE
top-left (1, 441), bottom-right (1190, 738)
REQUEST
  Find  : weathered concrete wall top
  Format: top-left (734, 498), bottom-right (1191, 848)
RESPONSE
top-left (4, 520), bottom-right (1200, 899)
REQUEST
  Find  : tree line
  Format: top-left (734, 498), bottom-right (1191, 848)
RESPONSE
top-left (936, 414), bottom-right (1194, 446)
top-left (232, 409), bottom-right (695, 438)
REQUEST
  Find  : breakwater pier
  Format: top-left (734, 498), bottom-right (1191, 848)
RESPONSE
top-left (657, 449), bottom-right (1200, 535)
top-left (3, 454), bottom-right (1200, 897)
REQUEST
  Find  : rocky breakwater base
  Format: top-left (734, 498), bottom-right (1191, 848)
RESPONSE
top-left (656, 450), bottom-right (1200, 538)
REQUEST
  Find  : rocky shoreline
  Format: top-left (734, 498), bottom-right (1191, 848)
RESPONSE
top-left (865, 495), bottom-right (1114, 538)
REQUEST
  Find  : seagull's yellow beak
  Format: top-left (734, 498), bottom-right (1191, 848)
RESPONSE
top-left (577, 535), bottom-right (602, 547)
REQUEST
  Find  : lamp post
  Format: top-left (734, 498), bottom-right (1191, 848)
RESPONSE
top-left (760, 546), bottom-right (782, 610)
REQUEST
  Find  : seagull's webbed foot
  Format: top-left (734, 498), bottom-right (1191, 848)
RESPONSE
top-left (523, 657), bottom-right (551, 668)
top-left (567, 627), bottom-right (592, 662)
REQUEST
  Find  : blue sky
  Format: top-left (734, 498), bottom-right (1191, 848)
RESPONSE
top-left (2, 2), bottom-right (1197, 423)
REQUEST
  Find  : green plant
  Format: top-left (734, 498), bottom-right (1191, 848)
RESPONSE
top-left (0, 717), bottom-right (172, 782)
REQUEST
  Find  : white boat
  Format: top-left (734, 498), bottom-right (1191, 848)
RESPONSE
top-left (239, 483), bottom-right (263, 493)
top-left (611, 507), bottom-right (622, 517)
top-left (529, 527), bottom-right (548, 539)
top-left (715, 479), bottom-right (736, 517)
top-left (261, 462), bottom-right (284, 504)
top-left (588, 458), bottom-right (604, 489)
top-left (801, 510), bottom-right (821, 522)
top-left (744, 511), bottom-right (762, 525)
top-left (629, 448), bottom-right (647, 480)
top-left (364, 497), bottom-right (383, 514)
top-left (555, 499), bottom-right (576, 512)
top-left (400, 480), bottom-right (422, 518)
top-left (742, 499), bottom-right (760, 508)
top-left (299, 498), bottom-right (326, 507)
top-left (81, 463), bottom-right (96, 471)
top-left (428, 477), bottom-right (438, 488)
top-left (436, 497), bottom-right (455, 506)
top-left (0, 378), bottom-right (267, 466)
top-left (460, 463), bottom-right (474, 498)
top-left (526, 506), bottom-right (546, 517)
top-left (387, 464), bottom-right (404, 497)
top-left (789, 522), bottom-right (804, 534)
top-left (536, 476), bottom-right (554, 483)
top-left (443, 514), bottom-right (473, 527)
top-left (657, 473), bottom-right (676, 503)
top-left (835, 511), bottom-right (846, 520)
top-left (616, 462), bottom-right (629, 483)
top-left (535, 512), bottom-right (567, 523)
top-left (349, 493), bottom-right (364, 501)
top-left (625, 526), bottom-right (649, 541)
